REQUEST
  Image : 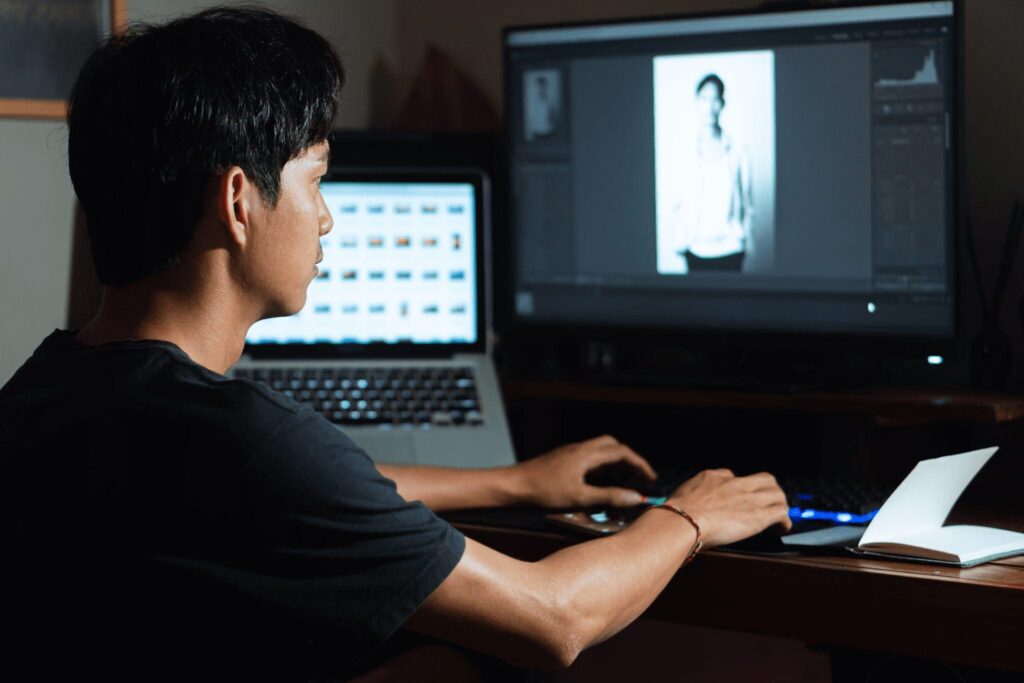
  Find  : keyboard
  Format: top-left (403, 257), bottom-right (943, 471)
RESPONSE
top-left (233, 366), bottom-right (483, 428)
top-left (778, 474), bottom-right (890, 525)
top-left (587, 462), bottom-right (892, 525)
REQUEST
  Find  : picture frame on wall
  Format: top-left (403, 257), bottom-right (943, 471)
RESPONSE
top-left (0, 0), bottom-right (126, 119)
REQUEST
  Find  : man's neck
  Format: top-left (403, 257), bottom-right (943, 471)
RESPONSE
top-left (75, 269), bottom-right (254, 375)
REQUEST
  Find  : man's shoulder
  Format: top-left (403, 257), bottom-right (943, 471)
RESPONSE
top-left (0, 329), bottom-right (313, 458)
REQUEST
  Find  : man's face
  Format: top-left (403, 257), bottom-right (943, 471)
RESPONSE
top-left (246, 141), bottom-right (332, 319)
top-left (696, 82), bottom-right (724, 127)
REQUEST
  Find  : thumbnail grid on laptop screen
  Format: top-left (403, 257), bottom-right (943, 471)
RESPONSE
top-left (246, 180), bottom-right (478, 345)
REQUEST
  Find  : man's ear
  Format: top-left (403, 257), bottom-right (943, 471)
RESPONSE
top-left (215, 166), bottom-right (252, 248)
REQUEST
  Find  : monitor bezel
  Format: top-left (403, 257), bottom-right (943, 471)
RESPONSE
top-left (501, 0), bottom-right (964, 361)
top-left (243, 167), bottom-right (490, 359)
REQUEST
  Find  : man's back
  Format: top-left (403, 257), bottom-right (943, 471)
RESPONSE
top-left (1, 330), bottom-right (464, 679)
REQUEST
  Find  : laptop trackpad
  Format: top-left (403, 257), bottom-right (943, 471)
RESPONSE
top-left (352, 432), bottom-right (418, 465)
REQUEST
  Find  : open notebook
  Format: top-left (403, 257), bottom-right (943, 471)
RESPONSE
top-left (849, 447), bottom-right (1024, 567)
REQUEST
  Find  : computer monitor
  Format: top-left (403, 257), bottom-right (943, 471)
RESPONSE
top-left (504, 1), bottom-right (960, 366)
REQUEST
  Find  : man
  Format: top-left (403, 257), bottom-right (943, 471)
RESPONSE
top-left (0, 9), bottom-right (790, 680)
top-left (524, 71), bottom-right (560, 141)
top-left (673, 73), bottom-right (754, 273)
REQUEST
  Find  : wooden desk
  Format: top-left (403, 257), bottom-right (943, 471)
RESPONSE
top-left (494, 380), bottom-right (1024, 674)
top-left (456, 521), bottom-right (1024, 673)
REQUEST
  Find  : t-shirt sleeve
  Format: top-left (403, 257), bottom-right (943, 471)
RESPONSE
top-left (239, 407), bottom-right (466, 657)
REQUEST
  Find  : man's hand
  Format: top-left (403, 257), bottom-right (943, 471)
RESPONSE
top-left (514, 435), bottom-right (657, 509)
top-left (668, 468), bottom-right (792, 547)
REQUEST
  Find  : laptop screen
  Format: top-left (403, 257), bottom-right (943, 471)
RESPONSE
top-left (245, 171), bottom-right (483, 349)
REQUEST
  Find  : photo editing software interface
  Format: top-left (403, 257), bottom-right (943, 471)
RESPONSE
top-left (507, 1), bottom-right (956, 337)
top-left (246, 180), bottom-right (478, 345)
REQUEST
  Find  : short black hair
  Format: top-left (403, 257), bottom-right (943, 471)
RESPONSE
top-left (68, 7), bottom-right (344, 287)
top-left (696, 73), bottom-right (725, 100)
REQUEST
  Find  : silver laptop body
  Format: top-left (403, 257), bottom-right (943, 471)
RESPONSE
top-left (232, 169), bottom-right (516, 468)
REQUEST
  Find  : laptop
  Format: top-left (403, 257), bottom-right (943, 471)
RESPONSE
top-left (231, 168), bottom-right (516, 469)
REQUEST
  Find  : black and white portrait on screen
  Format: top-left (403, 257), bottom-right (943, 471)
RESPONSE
top-left (654, 51), bottom-right (776, 275)
top-left (523, 69), bottom-right (562, 141)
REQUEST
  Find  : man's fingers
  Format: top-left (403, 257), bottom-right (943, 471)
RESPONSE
top-left (769, 502), bottom-right (793, 532)
top-left (618, 447), bottom-right (658, 480)
top-left (582, 486), bottom-right (643, 508)
top-left (585, 443), bottom-right (658, 480)
top-left (737, 471), bottom-right (782, 493)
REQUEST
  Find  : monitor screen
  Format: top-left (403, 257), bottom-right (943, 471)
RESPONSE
top-left (246, 177), bottom-right (479, 346)
top-left (505, 1), bottom-right (958, 338)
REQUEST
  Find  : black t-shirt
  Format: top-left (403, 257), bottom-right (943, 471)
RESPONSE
top-left (0, 330), bottom-right (465, 680)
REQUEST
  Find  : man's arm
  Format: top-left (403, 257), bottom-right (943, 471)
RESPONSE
top-left (377, 435), bottom-right (657, 512)
top-left (376, 463), bottom-right (523, 511)
top-left (406, 469), bottom-right (791, 669)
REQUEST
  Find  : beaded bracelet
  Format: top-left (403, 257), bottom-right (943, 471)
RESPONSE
top-left (648, 502), bottom-right (703, 566)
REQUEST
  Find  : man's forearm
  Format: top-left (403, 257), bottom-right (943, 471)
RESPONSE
top-left (408, 469), bottom-right (787, 669)
top-left (378, 464), bottom-right (532, 511)
top-left (536, 505), bottom-right (698, 650)
top-left (408, 504), bottom-right (699, 668)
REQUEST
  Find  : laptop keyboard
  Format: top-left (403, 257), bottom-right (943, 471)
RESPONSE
top-left (233, 366), bottom-right (483, 428)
